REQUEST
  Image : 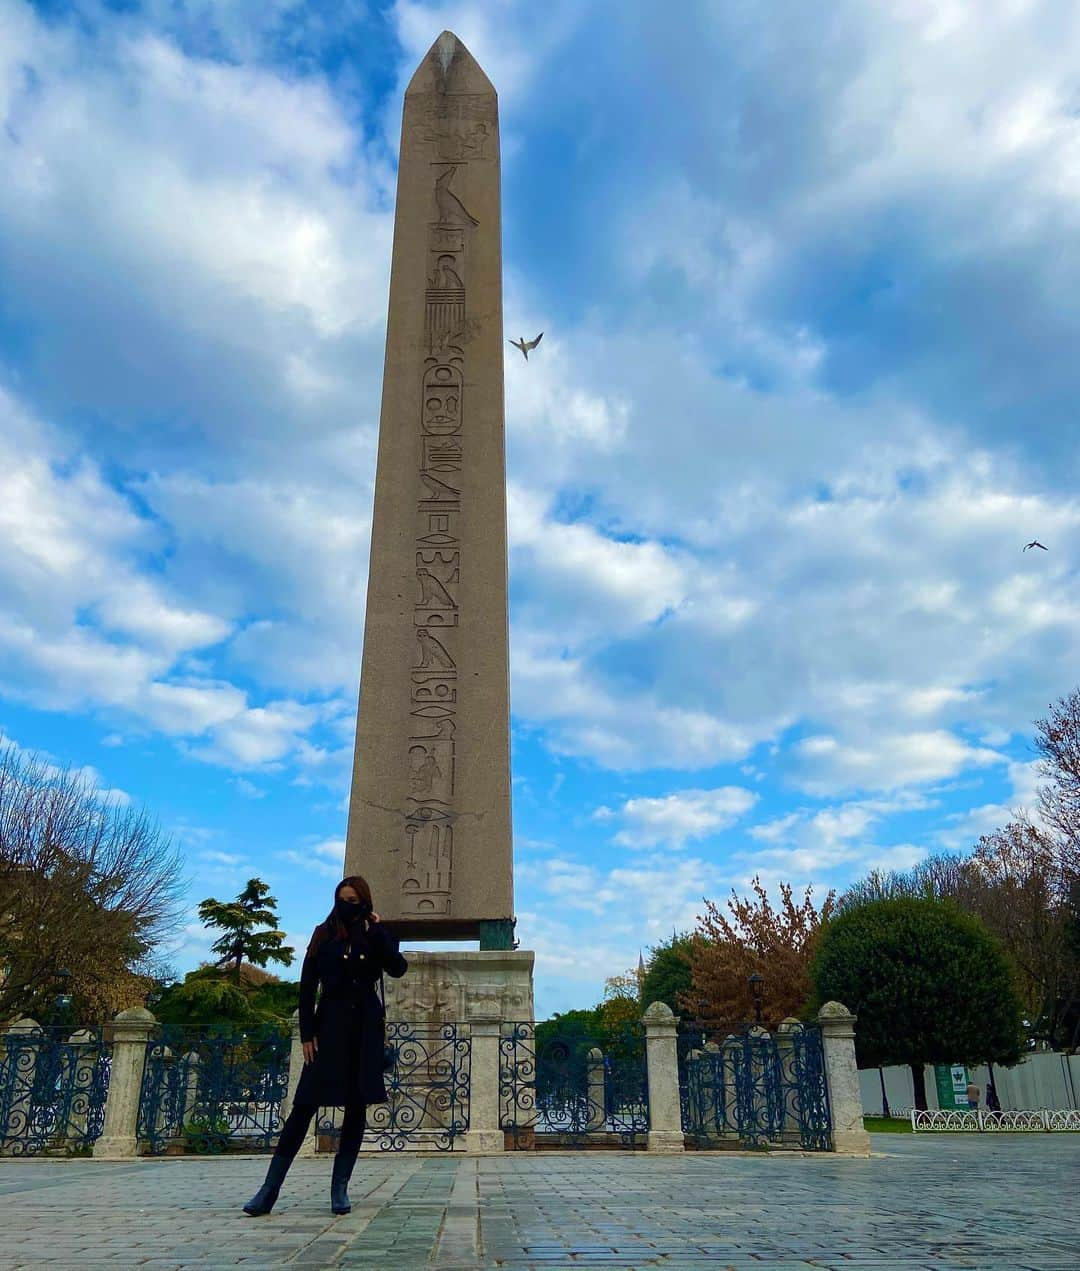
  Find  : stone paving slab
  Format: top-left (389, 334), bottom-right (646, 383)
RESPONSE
top-left (0, 1136), bottom-right (1076, 1268)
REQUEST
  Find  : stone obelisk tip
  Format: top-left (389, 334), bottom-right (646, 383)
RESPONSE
top-left (406, 29), bottom-right (495, 97)
top-left (435, 30), bottom-right (458, 74)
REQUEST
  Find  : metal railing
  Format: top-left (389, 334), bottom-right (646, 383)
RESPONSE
top-left (136, 1023), bottom-right (290, 1155)
top-left (317, 1021), bottom-right (471, 1151)
top-left (679, 1021), bottom-right (832, 1151)
top-left (0, 1024), bottom-right (111, 1156)
top-left (500, 1020), bottom-right (649, 1149)
top-left (912, 1108), bottom-right (1080, 1132)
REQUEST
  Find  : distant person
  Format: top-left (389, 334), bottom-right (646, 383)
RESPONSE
top-left (242, 875), bottom-right (408, 1217)
top-left (966, 1080), bottom-right (980, 1110)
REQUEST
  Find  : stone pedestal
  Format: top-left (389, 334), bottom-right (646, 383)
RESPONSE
top-left (93, 1007), bottom-right (156, 1160)
top-left (384, 949), bottom-right (534, 1024)
top-left (384, 948), bottom-right (534, 1153)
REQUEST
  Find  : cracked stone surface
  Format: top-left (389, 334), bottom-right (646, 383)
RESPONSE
top-left (0, 1136), bottom-right (1076, 1268)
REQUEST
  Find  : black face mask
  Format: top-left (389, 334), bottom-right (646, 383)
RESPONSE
top-left (334, 898), bottom-right (370, 926)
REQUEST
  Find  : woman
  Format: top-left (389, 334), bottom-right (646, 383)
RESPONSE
top-left (243, 875), bottom-right (407, 1216)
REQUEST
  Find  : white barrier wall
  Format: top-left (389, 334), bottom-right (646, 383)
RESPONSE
top-left (860, 1052), bottom-right (1080, 1114)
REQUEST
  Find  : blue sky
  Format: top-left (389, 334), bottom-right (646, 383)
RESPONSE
top-left (2, 0), bottom-right (1079, 1019)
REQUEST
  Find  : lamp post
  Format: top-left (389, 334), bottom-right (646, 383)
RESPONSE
top-left (50, 967), bottom-right (73, 1027)
top-left (748, 972), bottom-right (764, 1027)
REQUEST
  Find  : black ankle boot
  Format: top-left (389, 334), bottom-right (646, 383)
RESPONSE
top-left (330, 1151), bottom-right (358, 1215)
top-left (243, 1153), bottom-right (291, 1216)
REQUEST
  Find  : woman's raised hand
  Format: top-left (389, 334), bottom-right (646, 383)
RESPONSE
top-left (302, 1038), bottom-right (318, 1065)
top-left (369, 911), bottom-right (381, 924)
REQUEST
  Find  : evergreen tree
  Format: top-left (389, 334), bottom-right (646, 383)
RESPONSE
top-left (197, 878), bottom-right (294, 984)
top-left (641, 933), bottom-right (699, 1014)
top-left (811, 896), bottom-right (1024, 1108)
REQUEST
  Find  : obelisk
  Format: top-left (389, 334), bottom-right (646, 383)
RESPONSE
top-left (344, 32), bottom-right (514, 948)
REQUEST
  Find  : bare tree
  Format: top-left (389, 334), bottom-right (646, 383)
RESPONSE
top-left (839, 834), bottom-right (1078, 1046)
top-left (838, 853), bottom-right (976, 910)
top-left (1034, 688), bottom-right (1080, 870)
top-left (0, 745), bottom-right (187, 1024)
top-left (971, 819), bottom-right (1078, 1046)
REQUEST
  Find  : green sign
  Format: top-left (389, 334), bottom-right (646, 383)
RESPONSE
top-left (933, 1063), bottom-right (971, 1109)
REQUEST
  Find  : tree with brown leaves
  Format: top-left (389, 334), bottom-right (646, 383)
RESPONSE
top-left (0, 745), bottom-right (186, 1025)
top-left (680, 878), bottom-right (836, 1028)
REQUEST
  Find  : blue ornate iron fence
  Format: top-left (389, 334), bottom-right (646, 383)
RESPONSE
top-left (788, 1025), bottom-right (831, 1150)
top-left (0, 1025), bottom-right (111, 1156)
top-left (136, 1023), bottom-right (290, 1155)
top-left (500, 1021), bottom-right (649, 1149)
top-left (317, 1021), bottom-right (471, 1151)
top-left (679, 1021), bottom-right (831, 1151)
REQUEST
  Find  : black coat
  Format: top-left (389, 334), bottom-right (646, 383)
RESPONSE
top-left (294, 920), bottom-right (408, 1107)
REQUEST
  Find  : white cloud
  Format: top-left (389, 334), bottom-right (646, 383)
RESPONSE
top-left (0, 729), bottom-right (130, 807)
top-left (189, 699), bottom-right (320, 768)
top-left (792, 730), bottom-right (1004, 796)
top-left (511, 633), bottom-right (759, 770)
top-left (519, 852), bottom-right (726, 943)
top-left (276, 836), bottom-right (346, 880)
top-left (508, 485), bottom-right (692, 638)
top-left (936, 759), bottom-right (1046, 851)
top-left (598, 786), bottom-right (758, 849)
top-left (745, 791), bottom-right (935, 878)
top-left (198, 850), bottom-right (248, 867)
top-left (93, 579), bottom-right (231, 655)
top-left (231, 777), bottom-right (266, 800)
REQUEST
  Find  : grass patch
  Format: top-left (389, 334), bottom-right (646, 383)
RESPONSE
top-left (864, 1116), bottom-right (911, 1133)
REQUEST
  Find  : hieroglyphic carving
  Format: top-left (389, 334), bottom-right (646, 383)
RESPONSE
top-left (406, 94), bottom-right (495, 162)
top-left (402, 154), bottom-right (477, 918)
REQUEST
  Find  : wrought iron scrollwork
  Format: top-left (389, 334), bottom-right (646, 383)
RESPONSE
top-left (679, 1021), bottom-right (832, 1151)
top-left (136, 1024), bottom-right (289, 1156)
top-left (788, 1025), bottom-right (831, 1150)
top-left (0, 1025), bottom-right (110, 1156)
top-left (501, 1021), bottom-right (648, 1149)
top-left (317, 1021), bottom-right (471, 1152)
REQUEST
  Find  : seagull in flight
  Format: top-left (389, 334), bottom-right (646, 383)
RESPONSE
top-left (510, 332), bottom-right (543, 361)
top-left (1023, 540), bottom-right (1048, 552)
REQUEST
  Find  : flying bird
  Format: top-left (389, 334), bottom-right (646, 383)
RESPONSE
top-left (1023, 540), bottom-right (1048, 552)
top-left (510, 333), bottom-right (543, 361)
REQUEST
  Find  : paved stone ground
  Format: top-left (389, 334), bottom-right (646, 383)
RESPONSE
top-left (0, 1136), bottom-right (1076, 1269)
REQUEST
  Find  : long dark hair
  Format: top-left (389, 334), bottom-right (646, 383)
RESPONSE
top-left (306, 875), bottom-right (374, 955)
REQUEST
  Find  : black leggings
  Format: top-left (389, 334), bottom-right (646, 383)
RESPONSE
top-left (275, 1100), bottom-right (367, 1161)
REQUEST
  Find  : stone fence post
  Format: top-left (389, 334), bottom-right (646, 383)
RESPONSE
top-left (816, 1001), bottom-right (871, 1155)
top-left (94, 1007), bottom-right (156, 1159)
top-left (585, 1047), bottom-right (606, 1132)
top-left (643, 1001), bottom-right (684, 1153)
top-left (463, 1017), bottom-right (504, 1152)
top-left (282, 1009), bottom-right (316, 1157)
